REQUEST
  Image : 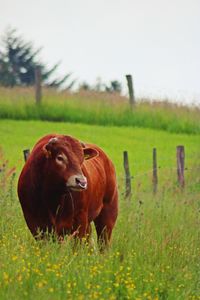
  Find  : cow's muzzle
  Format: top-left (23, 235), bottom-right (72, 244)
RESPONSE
top-left (66, 174), bottom-right (87, 191)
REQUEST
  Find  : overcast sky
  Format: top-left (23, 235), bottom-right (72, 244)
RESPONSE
top-left (1, 0), bottom-right (200, 103)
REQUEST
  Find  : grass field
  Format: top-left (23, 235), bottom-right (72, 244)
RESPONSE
top-left (0, 119), bottom-right (200, 299)
top-left (0, 87), bottom-right (200, 134)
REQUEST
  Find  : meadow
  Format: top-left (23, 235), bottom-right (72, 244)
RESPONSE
top-left (0, 118), bottom-right (200, 300)
top-left (0, 87), bottom-right (200, 134)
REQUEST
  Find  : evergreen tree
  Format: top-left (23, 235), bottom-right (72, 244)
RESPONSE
top-left (0, 28), bottom-right (75, 89)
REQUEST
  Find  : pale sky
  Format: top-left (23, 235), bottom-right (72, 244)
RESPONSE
top-left (1, 0), bottom-right (200, 103)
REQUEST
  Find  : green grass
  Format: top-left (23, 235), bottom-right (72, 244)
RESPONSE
top-left (0, 119), bottom-right (200, 299)
top-left (0, 87), bottom-right (200, 134)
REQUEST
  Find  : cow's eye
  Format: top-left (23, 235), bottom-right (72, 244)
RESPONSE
top-left (55, 153), bottom-right (68, 166)
top-left (56, 155), bottom-right (64, 163)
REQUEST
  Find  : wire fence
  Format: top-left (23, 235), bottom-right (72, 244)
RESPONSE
top-left (1, 145), bottom-right (197, 201)
top-left (118, 166), bottom-right (200, 180)
top-left (121, 146), bottom-right (200, 198)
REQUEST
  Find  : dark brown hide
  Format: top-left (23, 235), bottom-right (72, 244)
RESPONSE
top-left (18, 134), bottom-right (118, 247)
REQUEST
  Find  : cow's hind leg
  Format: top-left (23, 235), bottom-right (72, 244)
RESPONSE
top-left (94, 197), bottom-right (118, 251)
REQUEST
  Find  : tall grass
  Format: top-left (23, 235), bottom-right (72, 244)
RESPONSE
top-left (0, 154), bottom-right (199, 300)
top-left (0, 87), bottom-right (200, 134)
top-left (0, 119), bottom-right (200, 299)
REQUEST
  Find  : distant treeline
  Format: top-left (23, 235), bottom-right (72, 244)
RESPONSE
top-left (0, 28), bottom-right (122, 93)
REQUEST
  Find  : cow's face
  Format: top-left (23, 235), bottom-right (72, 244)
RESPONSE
top-left (43, 136), bottom-right (98, 192)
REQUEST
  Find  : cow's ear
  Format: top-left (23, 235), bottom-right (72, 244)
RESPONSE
top-left (83, 148), bottom-right (98, 160)
top-left (80, 141), bottom-right (86, 148)
top-left (43, 145), bottom-right (52, 158)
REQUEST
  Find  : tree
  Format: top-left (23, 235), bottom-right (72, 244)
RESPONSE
top-left (0, 28), bottom-right (75, 89)
top-left (92, 77), bottom-right (122, 93)
top-left (105, 80), bottom-right (122, 93)
top-left (79, 81), bottom-right (91, 91)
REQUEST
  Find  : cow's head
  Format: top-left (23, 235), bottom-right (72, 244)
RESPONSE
top-left (43, 135), bottom-right (98, 192)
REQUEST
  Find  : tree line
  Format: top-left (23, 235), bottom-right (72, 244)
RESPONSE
top-left (0, 28), bottom-right (122, 93)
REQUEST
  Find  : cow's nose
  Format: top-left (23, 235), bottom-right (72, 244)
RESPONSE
top-left (75, 176), bottom-right (87, 189)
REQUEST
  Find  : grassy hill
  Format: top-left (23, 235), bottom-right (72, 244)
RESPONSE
top-left (0, 119), bottom-right (200, 299)
top-left (0, 87), bottom-right (200, 134)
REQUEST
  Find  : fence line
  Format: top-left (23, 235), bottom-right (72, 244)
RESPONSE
top-left (118, 166), bottom-right (177, 180)
top-left (21, 145), bottom-right (200, 199)
top-left (118, 153), bottom-right (198, 168)
top-left (123, 151), bottom-right (131, 199)
top-left (126, 74), bottom-right (135, 109)
top-left (23, 149), bottom-right (30, 162)
top-left (35, 66), bottom-right (42, 104)
top-left (118, 166), bottom-right (200, 181)
top-left (177, 145), bottom-right (185, 188)
top-left (122, 145), bottom-right (200, 198)
top-left (153, 148), bottom-right (158, 194)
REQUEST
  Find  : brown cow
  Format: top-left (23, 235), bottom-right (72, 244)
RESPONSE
top-left (18, 134), bottom-right (118, 248)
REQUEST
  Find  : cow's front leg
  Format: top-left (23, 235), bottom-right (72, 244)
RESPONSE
top-left (73, 210), bottom-right (88, 239)
top-left (55, 221), bottom-right (73, 241)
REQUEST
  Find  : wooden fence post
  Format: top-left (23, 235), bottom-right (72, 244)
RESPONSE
top-left (152, 148), bottom-right (158, 193)
top-left (23, 149), bottom-right (30, 162)
top-left (126, 74), bottom-right (135, 109)
top-left (176, 145), bottom-right (185, 187)
top-left (123, 151), bottom-right (131, 199)
top-left (35, 66), bottom-right (42, 104)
